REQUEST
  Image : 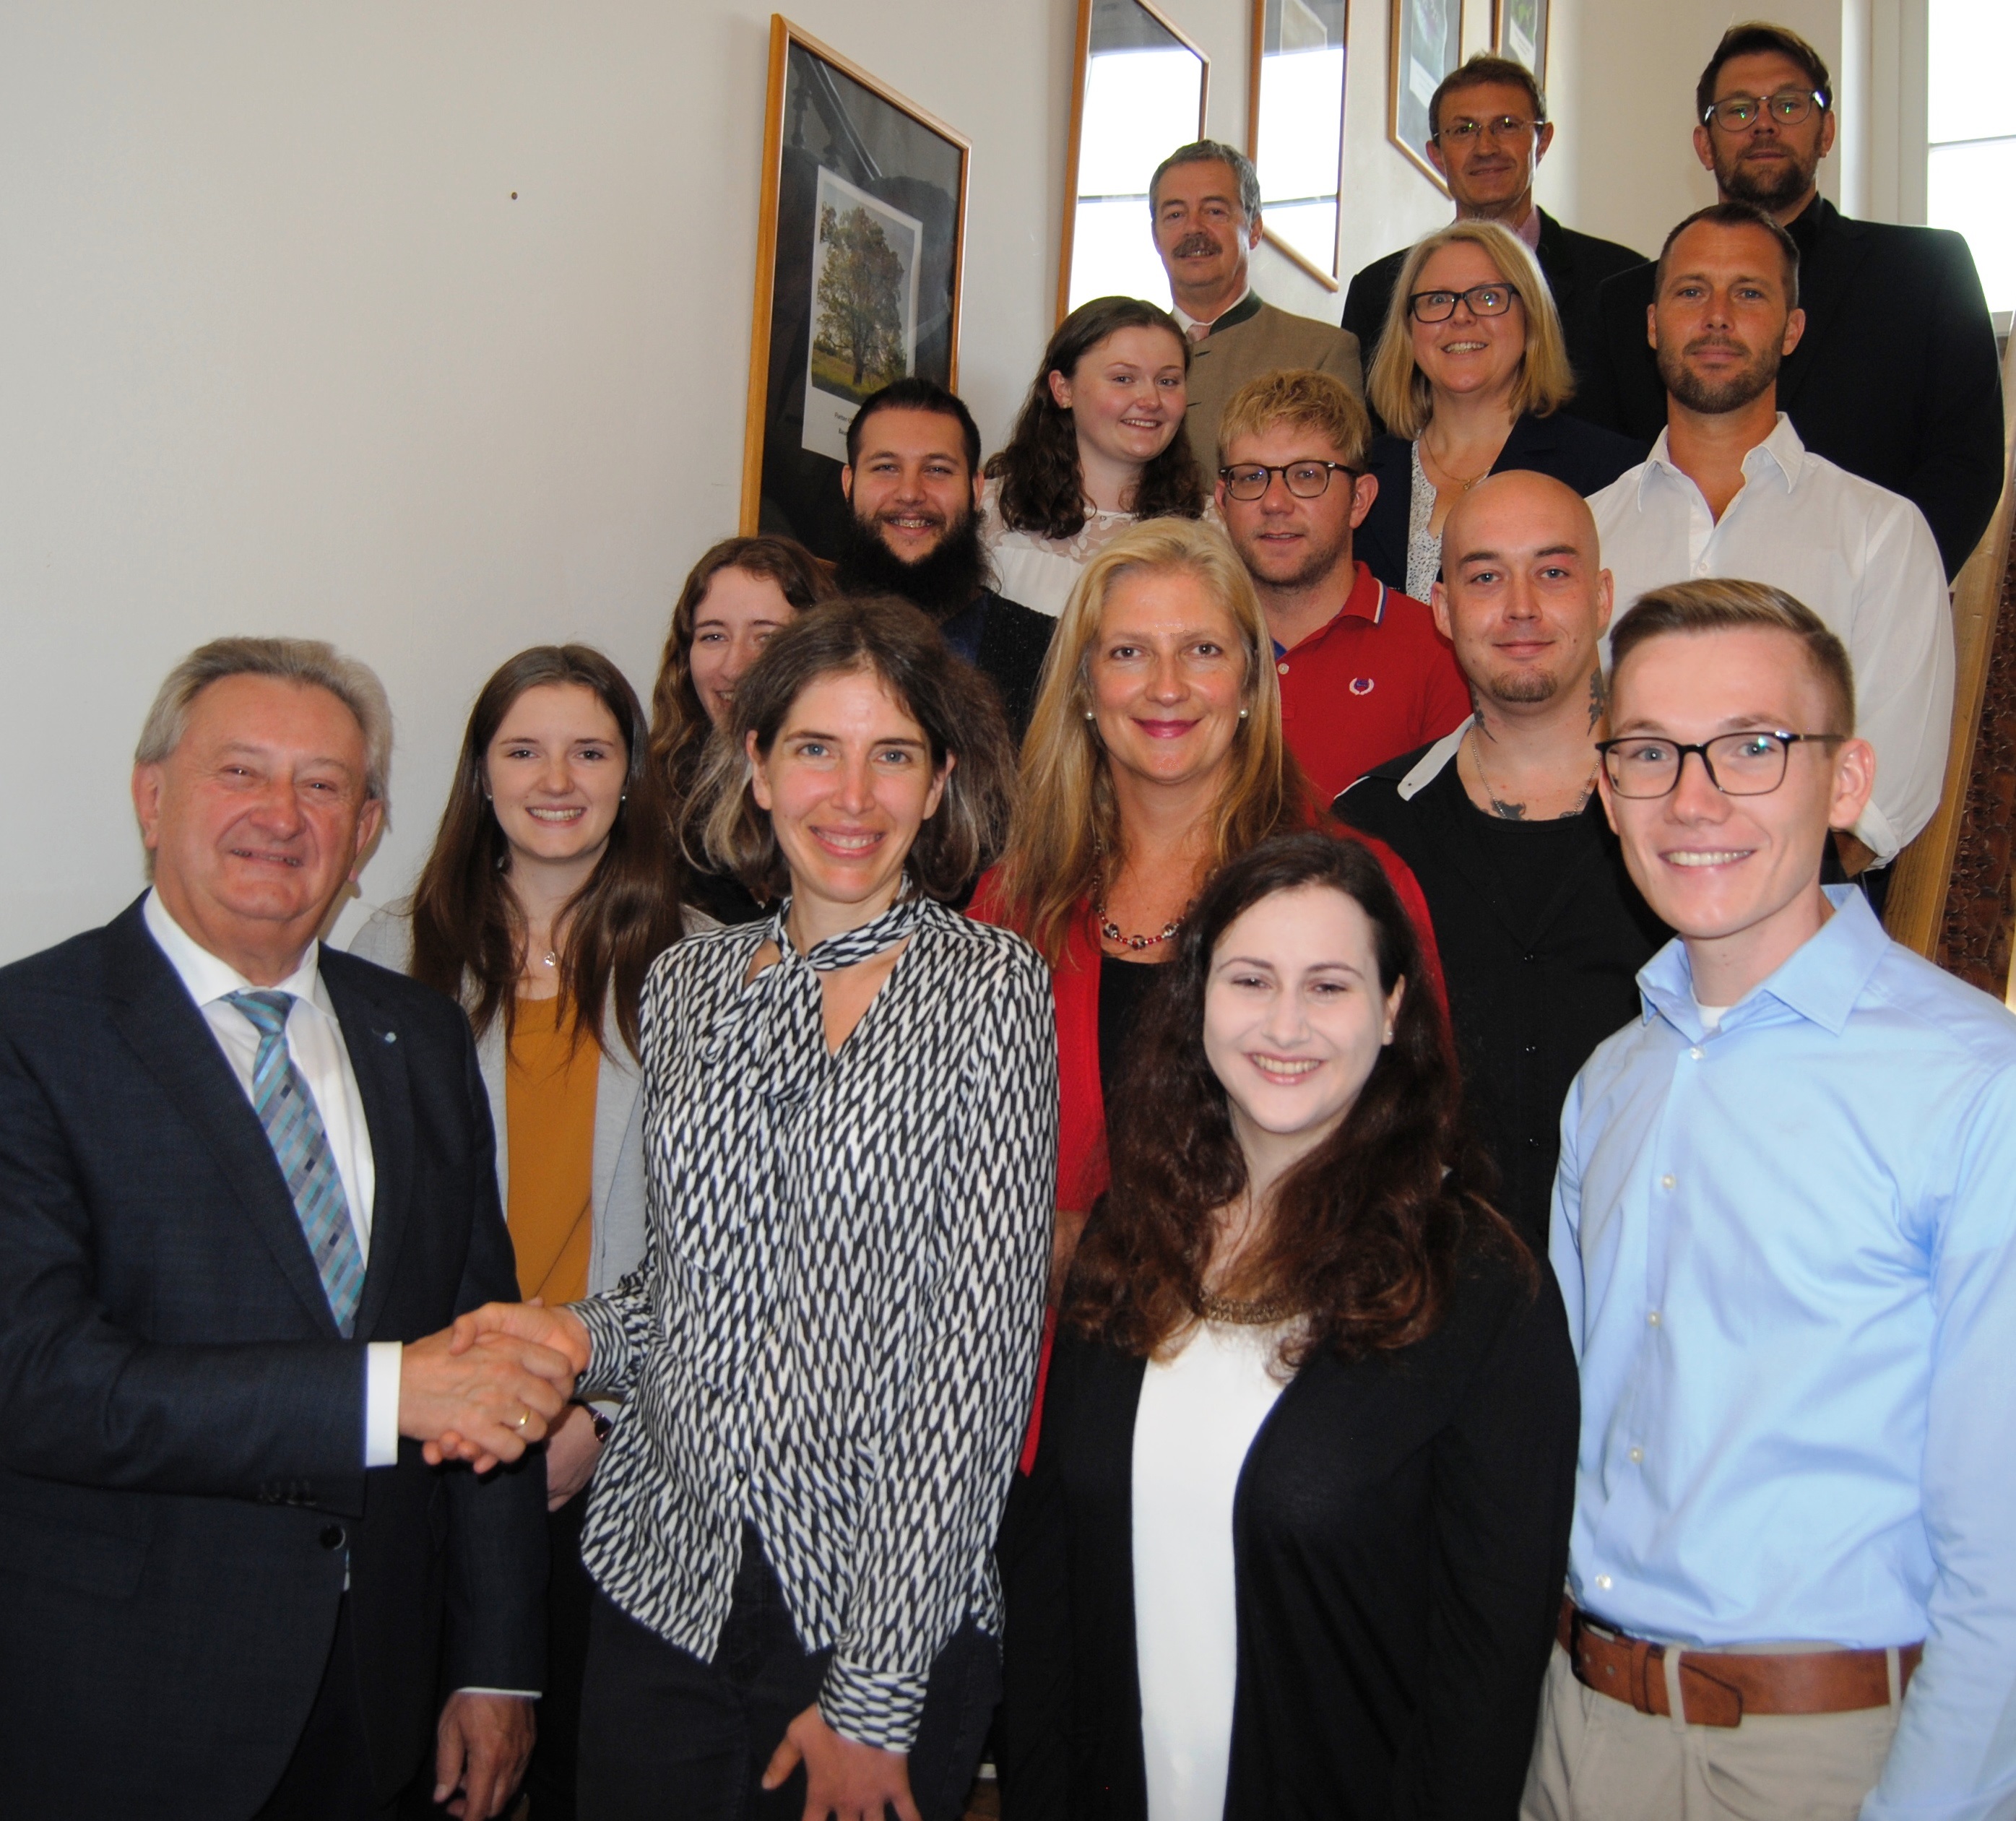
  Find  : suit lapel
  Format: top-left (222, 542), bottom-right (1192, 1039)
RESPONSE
top-left (103, 901), bottom-right (342, 1336)
top-left (323, 955), bottom-right (413, 1341)
top-left (1775, 199), bottom-right (1869, 413)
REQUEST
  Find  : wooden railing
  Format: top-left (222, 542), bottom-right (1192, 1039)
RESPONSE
top-left (1882, 332), bottom-right (2016, 990)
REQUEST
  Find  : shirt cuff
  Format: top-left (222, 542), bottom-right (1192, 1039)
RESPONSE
top-left (818, 1657), bottom-right (928, 1755)
top-left (569, 1298), bottom-right (632, 1402)
top-left (364, 1340), bottom-right (402, 1468)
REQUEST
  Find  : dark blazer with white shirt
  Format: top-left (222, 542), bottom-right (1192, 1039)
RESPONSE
top-left (0, 896), bottom-right (545, 1820)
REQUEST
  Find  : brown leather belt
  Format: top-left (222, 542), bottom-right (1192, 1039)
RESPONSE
top-left (1558, 1597), bottom-right (1921, 1729)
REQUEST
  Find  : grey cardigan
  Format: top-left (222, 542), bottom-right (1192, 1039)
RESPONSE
top-left (350, 900), bottom-right (676, 1297)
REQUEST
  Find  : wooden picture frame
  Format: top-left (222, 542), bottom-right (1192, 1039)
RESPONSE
top-left (1247, 0), bottom-right (1349, 291)
top-left (1057, 0), bottom-right (1210, 324)
top-left (1492, 0), bottom-right (1547, 87)
top-left (740, 15), bottom-right (970, 555)
top-left (1388, 0), bottom-right (1462, 191)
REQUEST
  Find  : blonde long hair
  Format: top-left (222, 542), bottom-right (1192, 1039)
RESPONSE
top-left (992, 518), bottom-right (1307, 965)
top-left (1367, 219), bottom-right (1575, 437)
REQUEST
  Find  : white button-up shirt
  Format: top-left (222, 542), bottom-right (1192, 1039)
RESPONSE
top-left (142, 889), bottom-right (401, 1465)
top-left (1589, 414), bottom-right (1954, 862)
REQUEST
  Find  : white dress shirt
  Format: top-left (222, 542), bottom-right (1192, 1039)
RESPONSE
top-left (1171, 282), bottom-right (1253, 339)
top-left (143, 890), bottom-right (402, 1466)
top-left (1588, 414), bottom-right (1955, 862)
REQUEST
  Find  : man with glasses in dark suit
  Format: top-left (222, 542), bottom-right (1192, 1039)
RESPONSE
top-left (1578, 22), bottom-right (2002, 580)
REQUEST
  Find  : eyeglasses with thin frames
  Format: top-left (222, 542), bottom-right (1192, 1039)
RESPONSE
top-left (1216, 460), bottom-right (1359, 501)
top-left (1407, 283), bottom-right (1520, 324)
top-left (1594, 730), bottom-right (1847, 799)
top-left (1433, 113), bottom-right (1541, 144)
top-left (1703, 88), bottom-right (1829, 131)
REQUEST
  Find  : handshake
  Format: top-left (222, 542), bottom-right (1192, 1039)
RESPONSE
top-left (398, 1302), bottom-right (596, 1474)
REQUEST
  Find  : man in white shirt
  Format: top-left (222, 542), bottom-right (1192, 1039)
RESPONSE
top-left (1148, 139), bottom-right (1364, 478)
top-left (1588, 202), bottom-right (1953, 880)
top-left (0, 639), bottom-right (577, 1819)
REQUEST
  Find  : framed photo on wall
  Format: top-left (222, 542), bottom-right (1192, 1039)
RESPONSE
top-left (1388, 0), bottom-right (1463, 189)
top-left (1492, 0), bottom-right (1546, 84)
top-left (1249, 0), bottom-right (1349, 289)
top-left (740, 16), bottom-right (969, 557)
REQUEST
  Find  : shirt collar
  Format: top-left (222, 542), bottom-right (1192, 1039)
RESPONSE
top-left (1637, 886), bottom-right (1887, 1040)
top-left (1275, 562), bottom-right (1386, 657)
top-left (1637, 412), bottom-right (1804, 507)
top-left (1397, 717), bottom-right (1472, 800)
top-left (1171, 284), bottom-right (1255, 336)
top-left (142, 886), bottom-right (326, 1013)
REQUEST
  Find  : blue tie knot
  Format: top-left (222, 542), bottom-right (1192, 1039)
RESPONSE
top-left (227, 989), bottom-right (296, 1040)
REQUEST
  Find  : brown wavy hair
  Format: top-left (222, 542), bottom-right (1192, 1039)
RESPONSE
top-left (1065, 831), bottom-right (1526, 1365)
top-left (648, 535), bottom-right (836, 809)
top-left (410, 645), bottom-right (682, 1059)
top-left (984, 296), bottom-right (1206, 540)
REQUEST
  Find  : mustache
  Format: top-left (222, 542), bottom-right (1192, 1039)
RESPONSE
top-left (1173, 232), bottom-right (1220, 259)
top-left (1684, 335), bottom-right (1750, 358)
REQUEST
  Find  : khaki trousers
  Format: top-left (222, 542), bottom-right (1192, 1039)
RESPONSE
top-left (1521, 1644), bottom-right (1900, 1821)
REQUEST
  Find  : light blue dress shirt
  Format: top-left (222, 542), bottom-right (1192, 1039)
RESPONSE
top-left (1552, 888), bottom-right (2016, 1821)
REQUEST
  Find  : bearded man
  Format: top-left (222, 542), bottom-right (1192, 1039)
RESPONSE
top-left (1577, 22), bottom-right (2001, 581)
top-left (835, 376), bottom-right (1053, 739)
top-left (1588, 202), bottom-right (1952, 898)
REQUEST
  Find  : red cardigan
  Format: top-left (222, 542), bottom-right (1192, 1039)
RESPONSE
top-left (969, 828), bottom-right (1446, 1469)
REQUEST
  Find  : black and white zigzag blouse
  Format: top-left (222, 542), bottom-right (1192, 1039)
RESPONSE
top-left (571, 894), bottom-right (1057, 1752)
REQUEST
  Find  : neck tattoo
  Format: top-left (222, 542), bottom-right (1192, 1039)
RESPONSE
top-left (1468, 723), bottom-right (1597, 821)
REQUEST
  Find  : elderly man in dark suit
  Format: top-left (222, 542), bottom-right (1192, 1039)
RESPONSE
top-left (0, 639), bottom-right (575, 1820)
top-left (1341, 53), bottom-right (1644, 418)
top-left (1578, 22), bottom-right (2002, 579)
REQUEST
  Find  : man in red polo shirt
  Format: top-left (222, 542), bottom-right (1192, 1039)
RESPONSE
top-left (1216, 369), bottom-right (1471, 803)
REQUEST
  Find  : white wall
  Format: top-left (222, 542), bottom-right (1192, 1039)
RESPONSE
top-left (0, 0), bottom-right (1872, 963)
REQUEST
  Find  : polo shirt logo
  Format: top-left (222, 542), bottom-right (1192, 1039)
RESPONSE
top-left (1349, 677), bottom-right (1376, 696)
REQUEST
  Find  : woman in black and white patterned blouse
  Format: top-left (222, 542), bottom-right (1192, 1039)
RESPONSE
top-left (453, 596), bottom-right (1057, 1821)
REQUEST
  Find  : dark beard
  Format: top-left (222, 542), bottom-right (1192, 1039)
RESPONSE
top-left (833, 506), bottom-right (989, 620)
top-left (1657, 334), bottom-right (1781, 415)
top-left (1716, 144), bottom-right (1817, 212)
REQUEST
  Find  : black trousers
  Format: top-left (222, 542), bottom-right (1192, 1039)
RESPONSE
top-left (255, 1597), bottom-right (399, 1821)
top-left (523, 1494), bottom-right (595, 1818)
top-left (576, 1526), bottom-right (999, 1821)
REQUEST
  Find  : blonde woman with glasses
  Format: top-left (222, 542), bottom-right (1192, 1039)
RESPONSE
top-left (1355, 219), bottom-right (1643, 600)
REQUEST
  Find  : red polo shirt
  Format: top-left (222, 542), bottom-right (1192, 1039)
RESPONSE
top-left (1273, 561), bottom-right (1471, 808)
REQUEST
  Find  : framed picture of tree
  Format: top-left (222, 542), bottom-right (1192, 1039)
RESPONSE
top-left (741, 15), bottom-right (970, 555)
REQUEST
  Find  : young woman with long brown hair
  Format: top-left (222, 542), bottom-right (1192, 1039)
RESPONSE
top-left (352, 643), bottom-right (691, 1820)
top-left (981, 295), bottom-right (1206, 618)
top-left (1018, 831), bottom-right (1576, 1819)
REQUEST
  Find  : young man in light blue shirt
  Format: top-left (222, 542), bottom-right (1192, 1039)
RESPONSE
top-left (1527, 578), bottom-right (2016, 1821)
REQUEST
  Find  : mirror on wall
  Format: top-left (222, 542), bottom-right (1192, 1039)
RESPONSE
top-left (1059, 0), bottom-right (1211, 319)
top-left (1249, 0), bottom-right (1349, 287)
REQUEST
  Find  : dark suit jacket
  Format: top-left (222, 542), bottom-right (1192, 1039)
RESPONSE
top-left (1357, 411), bottom-right (1648, 595)
top-left (1578, 196), bottom-right (2004, 579)
top-left (0, 899), bottom-right (545, 1820)
top-left (1342, 209), bottom-right (1647, 429)
top-left (1013, 1247), bottom-right (1577, 1819)
top-left (974, 587), bottom-right (1057, 740)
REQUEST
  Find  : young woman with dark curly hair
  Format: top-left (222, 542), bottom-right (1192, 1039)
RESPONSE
top-left (1010, 830), bottom-right (1578, 1821)
top-left (980, 295), bottom-right (1206, 618)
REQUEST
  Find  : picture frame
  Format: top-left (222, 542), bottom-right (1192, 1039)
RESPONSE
top-left (1058, 0), bottom-right (1210, 324)
top-left (740, 15), bottom-right (970, 557)
top-left (1492, 0), bottom-right (1546, 87)
top-left (1388, 0), bottom-right (1463, 191)
top-left (1247, 0), bottom-right (1349, 290)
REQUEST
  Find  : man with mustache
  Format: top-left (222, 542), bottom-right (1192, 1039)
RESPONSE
top-left (1341, 53), bottom-right (1643, 420)
top-left (835, 376), bottom-right (1055, 738)
top-left (1588, 202), bottom-right (1952, 901)
top-left (1579, 22), bottom-right (2000, 581)
top-left (1146, 139), bottom-right (1364, 478)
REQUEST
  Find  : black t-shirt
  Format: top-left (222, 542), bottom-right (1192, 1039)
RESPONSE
top-left (1096, 952), bottom-right (1166, 1102)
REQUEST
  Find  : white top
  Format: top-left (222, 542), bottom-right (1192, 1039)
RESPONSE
top-left (143, 888), bottom-right (402, 1467)
top-left (1588, 413), bottom-right (1955, 862)
top-left (1132, 1320), bottom-right (1289, 1821)
top-left (979, 475), bottom-right (1137, 619)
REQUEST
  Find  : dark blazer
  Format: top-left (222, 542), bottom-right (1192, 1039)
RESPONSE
top-left (1357, 412), bottom-right (1648, 595)
top-left (1342, 209), bottom-right (1647, 430)
top-left (1016, 1246), bottom-right (1577, 1819)
top-left (975, 587), bottom-right (1057, 740)
top-left (1578, 196), bottom-right (2004, 579)
top-left (0, 898), bottom-right (546, 1820)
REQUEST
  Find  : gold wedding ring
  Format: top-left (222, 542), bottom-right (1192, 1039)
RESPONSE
top-left (513, 1409), bottom-right (530, 1432)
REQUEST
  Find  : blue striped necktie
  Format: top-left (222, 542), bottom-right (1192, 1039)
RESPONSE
top-left (225, 989), bottom-right (365, 1336)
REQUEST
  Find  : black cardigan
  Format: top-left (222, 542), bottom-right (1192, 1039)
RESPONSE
top-left (1016, 1244), bottom-right (1578, 1820)
top-left (1356, 412), bottom-right (1646, 597)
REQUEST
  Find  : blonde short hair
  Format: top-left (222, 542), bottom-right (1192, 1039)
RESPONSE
top-left (1366, 220), bottom-right (1575, 437)
top-left (1216, 368), bottom-right (1373, 471)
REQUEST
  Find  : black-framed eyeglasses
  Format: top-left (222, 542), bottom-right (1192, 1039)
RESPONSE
top-left (1217, 459), bottom-right (1359, 501)
top-left (1703, 87), bottom-right (1829, 131)
top-left (1595, 730), bottom-right (1847, 799)
top-left (1408, 283), bottom-right (1520, 322)
top-left (1433, 113), bottom-right (1543, 144)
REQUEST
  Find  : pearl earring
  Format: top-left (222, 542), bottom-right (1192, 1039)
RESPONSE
top-left (1238, 707), bottom-right (1249, 720)
top-left (1083, 710), bottom-right (1096, 722)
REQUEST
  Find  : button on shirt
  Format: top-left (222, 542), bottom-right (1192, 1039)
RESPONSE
top-left (1551, 890), bottom-right (2016, 1820)
top-left (1588, 415), bottom-right (1954, 862)
top-left (1274, 561), bottom-right (1471, 807)
top-left (142, 890), bottom-right (402, 1466)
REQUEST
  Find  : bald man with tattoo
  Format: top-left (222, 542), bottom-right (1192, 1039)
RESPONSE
top-left (1334, 471), bottom-right (1669, 1248)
